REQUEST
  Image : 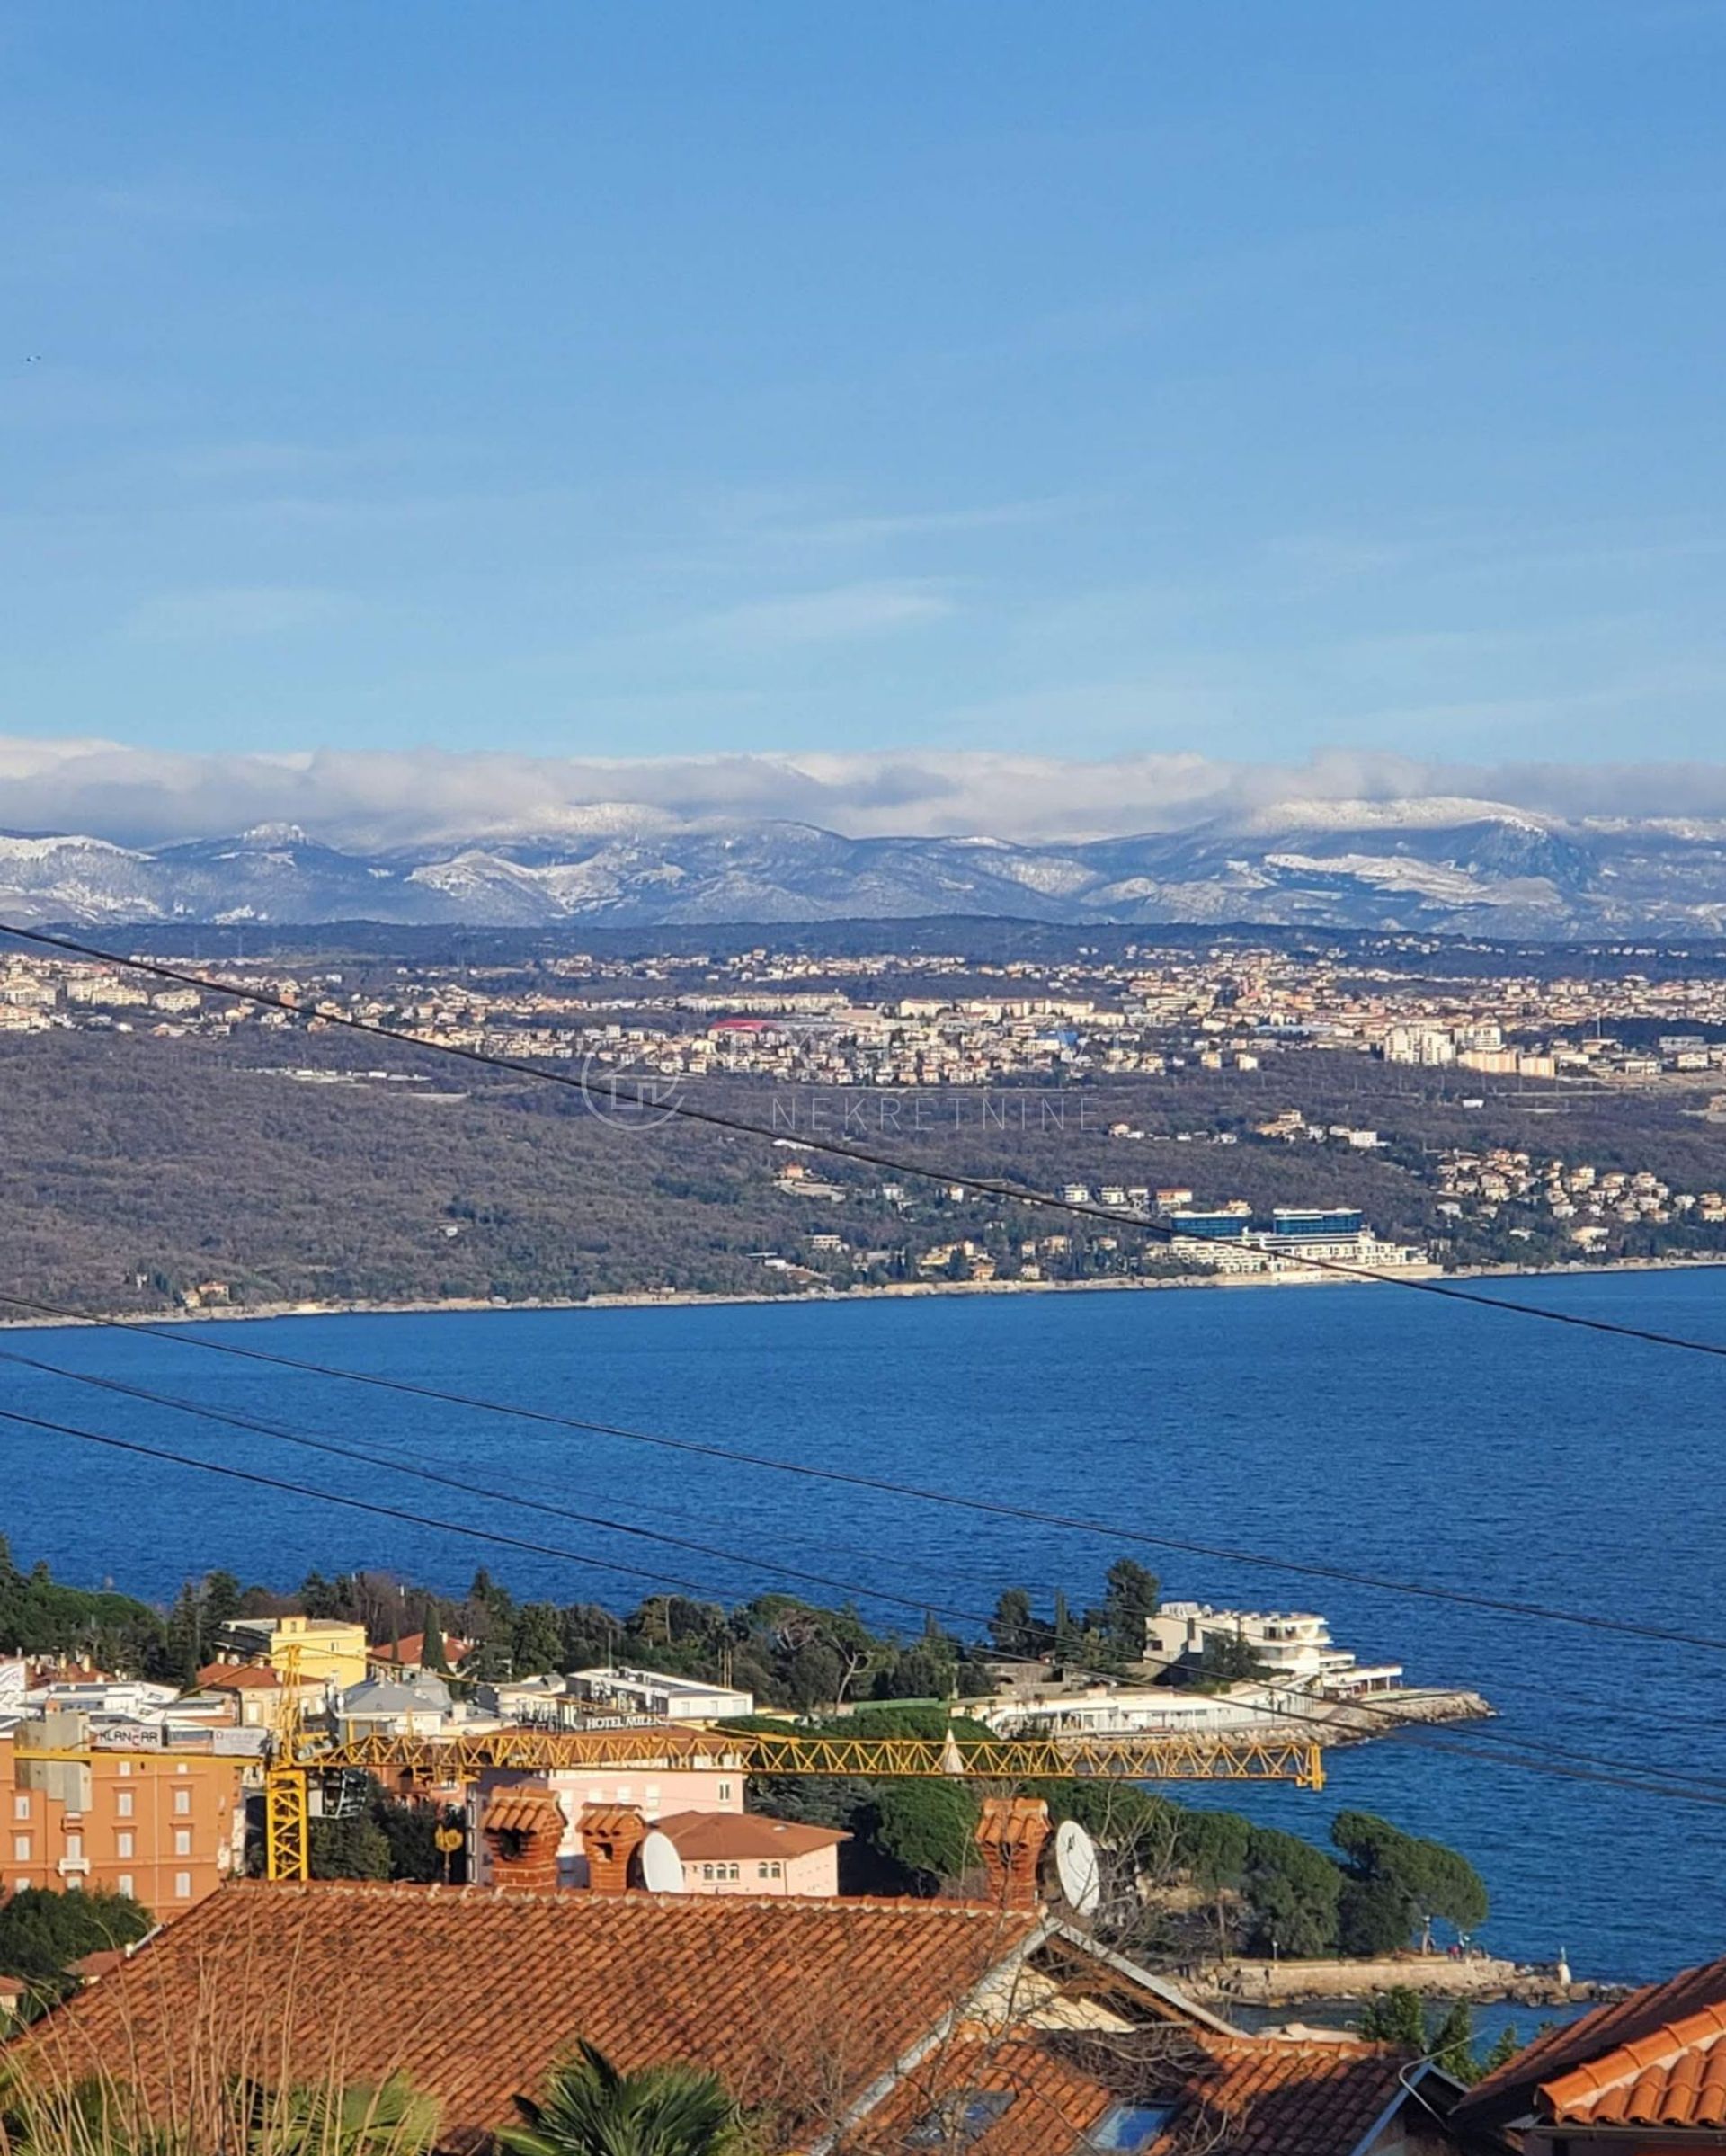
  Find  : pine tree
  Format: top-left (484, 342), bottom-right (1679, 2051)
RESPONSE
top-left (1480, 2023), bottom-right (1523, 2079)
top-left (1357, 1986), bottom-right (1428, 2052)
top-left (1431, 1999), bottom-right (1477, 2082)
top-left (161, 1581), bottom-right (207, 1686)
top-left (202, 1569), bottom-right (242, 1630)
top-left (511, 1601), bottom-right (565, 1676)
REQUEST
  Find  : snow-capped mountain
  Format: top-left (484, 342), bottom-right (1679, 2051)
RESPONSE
top-left (5, 800), bottom-right (1726, 936)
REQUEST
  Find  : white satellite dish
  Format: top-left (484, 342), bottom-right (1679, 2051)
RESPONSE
top-left (1054, 1820), bottom-right (1101, 1917)
top-left (638, 1829), bottom-right (686, 1894)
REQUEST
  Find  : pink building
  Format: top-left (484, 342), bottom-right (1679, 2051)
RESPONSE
top-left (654, 1810), bottom-right (848, 1897)
top-left (467, 1766), bottom-right (743, 1887)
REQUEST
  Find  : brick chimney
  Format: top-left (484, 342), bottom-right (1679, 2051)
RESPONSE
top-left (974, 1795), bottom-right (1052, 1911)
top-left (480, 1784), bottom-right (565, 1893)
top-left (579, 1804), bottom-right (650, 1894)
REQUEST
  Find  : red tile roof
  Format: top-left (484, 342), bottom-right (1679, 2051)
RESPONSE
top-left (192, 1661), bottom-right (282, 1689)
top-left (860, 2024), bottom-right (1421, 2156)
top-left (1146, 2035), bottom-right (1415, 2156)
top-left (861, 2036), bottom-right (1117, 2156)
top-left (1544, 2004), bottom-right (1726, 2127)
top-left (479, 1786), bottom-right (566, 1839)
top-left (1459, 1951), bottom-right (1726, 2132)
top-left (371, 1635), bottom-right (472, 1669)
top-left (654, 1811), bottom-right (849, 1861)
top-left (7, 1882), bottom-right (1045, 2149)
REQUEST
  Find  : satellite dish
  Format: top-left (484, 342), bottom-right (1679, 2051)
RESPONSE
top-left (1054, 1820), bottom-right (1101, 1917)
top-left (638, 1830), bottom-right (686, 1894)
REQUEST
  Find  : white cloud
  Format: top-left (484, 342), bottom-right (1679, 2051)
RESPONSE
top-left (793, 497), bottom-right (1086, 547)
top-left (693, 582), bottom-right (956, 650)
top-left (8, 735), bottom-right (1726, 851)
top-left (125, 586), bottom-right (358, 642)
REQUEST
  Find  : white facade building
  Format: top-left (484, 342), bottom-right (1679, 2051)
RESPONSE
top-left (336, 1673), bottom-right (456, 1741)
top-left (1144, 1603), bottom-right (1401, 1696)
top-left (973, 1683), bottom-right (1308, 1739)
top-left (568, 1666), bottom-right (755, 1723)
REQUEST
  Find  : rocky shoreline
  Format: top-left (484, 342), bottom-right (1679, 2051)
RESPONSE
top-left (1189, 1953), bottom-right (1623, 2011)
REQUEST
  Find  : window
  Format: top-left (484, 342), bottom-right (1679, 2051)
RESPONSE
top-left (717, 1782), bottom-right (734, 1803)
top-left (13, 1835), bottom-right (31, 1862)
top-left (117, 1874), bottom-right (135, 1899)
top-left (118, 1760), bottom-right (132, 1777)
top-left (173, 1787), bottom-right (191, 1816)
top-left (173, 1872), bottom-right (191, 1900)
top-left (1089, 2105), bottom-right (1177, 2152)
top-left (65, 1832), bottom-right (83, 1859)
top-left (769, 1861), bottom-right (782, 1878)
top-left (12, 1794), bottom-right (28, 1821)
top-left (702, 1865), bottom-right (715, 1881)
top-left (173, 1829), bottom-right (192, 1856)
top-left (908, 2093), bottom-right (1015, 2148)
top-left (757, 1862), bottom-right (770, 1879)
top-left (116, 1791), bottom-right (134, 1819)
top-left (117, 1831), bottom-right (135, 1858)
top-left (725, 1863), bottom-right (740, 1881)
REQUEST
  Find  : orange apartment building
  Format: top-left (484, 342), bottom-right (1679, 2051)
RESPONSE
top-left (0, 1721), bottom-right (245, 1919)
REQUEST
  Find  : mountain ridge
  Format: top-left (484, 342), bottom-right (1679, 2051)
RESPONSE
top-left (4, 797), bottom-right (1726, 936)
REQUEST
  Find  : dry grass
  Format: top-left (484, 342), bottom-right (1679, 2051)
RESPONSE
top-left (1, 1949), bottom-right (440, 2156)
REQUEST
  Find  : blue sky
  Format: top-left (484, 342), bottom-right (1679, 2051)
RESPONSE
top-left (4, 2), bottom-right (1726, 831)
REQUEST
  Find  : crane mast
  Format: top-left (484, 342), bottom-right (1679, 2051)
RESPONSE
top-left (260, 1720), bottom-right (1324, 1882)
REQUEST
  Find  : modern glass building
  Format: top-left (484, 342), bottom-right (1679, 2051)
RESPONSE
top-left (1265, 1207), bottom-right (1365, 1240)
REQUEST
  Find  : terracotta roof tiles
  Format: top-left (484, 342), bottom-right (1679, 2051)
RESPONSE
top-left (479, 1787), bottom-right (566, 1839)
top-left (8, 1882), bottom-right (1045, 2149)
top-left (653, 1811), bottom-right (849, 1862)
top-left (859, 2024), bottom-right (1419, 2156)
top-left (1539, 2000), bottom-right (1726, 2127)
top-left (1458, 1950), bottom-right (1726, 2132)
top-left (191, 1662), bottom-right (282, 1689)
top-left (1146, 2036), bottom-right (1412, 2156)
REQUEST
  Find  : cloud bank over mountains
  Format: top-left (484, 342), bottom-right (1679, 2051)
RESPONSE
top-left (8, 735), bottom-right (1726, 851)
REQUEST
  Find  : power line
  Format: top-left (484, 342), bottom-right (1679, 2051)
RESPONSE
top-left (10, 1335), bottom-right (1726, 1800)
top-left (9, 920), bottom-right (1726, 1367)
top-left (7, 1390), bottom-right (1726, 1809)
top-left (0, 1341), bottom-right (989, 1631)
top-left (0, 1401), bottom-right (790, 1608)
top-left (3, 1284), bottom-right (1723, 1656)
top-left (8, 926), bottom-right (1726, 1786)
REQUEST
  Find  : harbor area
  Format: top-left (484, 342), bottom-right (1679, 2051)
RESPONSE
top-left (972, 1599), bottom-right (1491, 1748)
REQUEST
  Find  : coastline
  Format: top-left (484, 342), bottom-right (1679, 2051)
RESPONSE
top-left (1190, 1951), bottom-right (1611, 2012)
top-left (6, 1250), bottom-right (1725, 1333)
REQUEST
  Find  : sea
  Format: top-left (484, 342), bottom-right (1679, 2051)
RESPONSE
top-left (4, 1267), bottom-right (1724, 1993)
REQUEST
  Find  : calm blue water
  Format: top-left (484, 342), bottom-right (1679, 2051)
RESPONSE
top-left (4, 1270), bottom-right (1724, 1986)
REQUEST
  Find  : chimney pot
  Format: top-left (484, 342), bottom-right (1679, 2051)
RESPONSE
top-left (974, 1795), bottom-right (1052, 1912)
top-left (579, 1803), bottom-right (650, 1893)
top-left (481, 1783), bottom-right (565, 1893)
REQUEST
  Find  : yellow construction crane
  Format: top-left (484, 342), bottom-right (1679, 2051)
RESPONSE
top-left (4, 1635), bottom-right (1326, 1884)
top-left (263, 1640), bottom-right (310, 1889)
top-left (262, 1721), bottom-right (1324, 1882)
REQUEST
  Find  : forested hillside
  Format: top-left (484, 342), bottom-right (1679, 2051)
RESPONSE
top-left (4, 1029), bottom-right (1723, 1314)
